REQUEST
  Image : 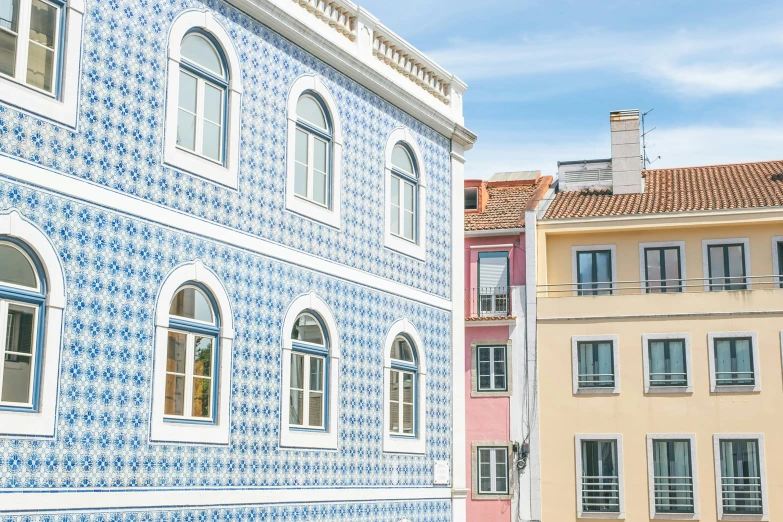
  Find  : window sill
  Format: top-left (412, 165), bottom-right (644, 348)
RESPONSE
top-left (383, 434), bottom-right (425, 455)
top-left (710, 384), bottom-right (760, 393)
top-left (384, 232), bottom-right (426, 261)
top-left (651, 513), bottom-right (700, 520)
top-left (163, 145), bottom-right (239, 190)
top-left (280, 427), bottom-right (338, 450)
top-left (645, 385), bottom-right (693, 394)
top-left (718, 514), bottom-right (767, 522)
top-left (285, 192), bottom-right (341, 229)
top-left (471, 492), bottom-right (512, 501)
top-left (578, 511), bottom-right (625, 519)
top-left (575, 386), bottom-right (620, 395)
top-left (470, 389), bottom-right (512, 398)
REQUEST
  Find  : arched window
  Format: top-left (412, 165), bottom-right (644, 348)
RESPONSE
top-left (176, 31), bottom-right (228, 164)
top-left (289, 312), bottom-right (328, 429)
top-left (294, 94), bottom-right (332, 208)
top-left (164, 284), bottom-right (220, 422)
top-left (389, 335), bottom-right (417, 436)
top-left (0, 240), bottom-right (45, 409)
top-left (390, 143), bottom-right (418, 242)
top-left (383, 129), bottom-right (426, 260)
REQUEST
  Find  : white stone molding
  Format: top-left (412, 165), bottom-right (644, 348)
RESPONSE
top-left (470, 440), bottom-right (514, 500)
top-left (284, 75), bottom-right (343, 229)
top-left (642, 333), bottom-right (693, 394)
top-left (701, 238), bottom-right (752, 291)
top-left (574, 434), bottom-right (625, 519)
top-left (571, 244), bottom-right (618, 296)
top-left (279, 291), bottom-right (340, 450)
top-left (382, 318), bottom-right (426, 454)
top-left (163, 9), bottom-right (243, 189)
top-left (646, 434), bottom-right (700, 520)
top-left (0, 210), bottom-right (66, 438)
top-left (712, 433), bottom-right (768, 521)
top-left (469, 340), bottom-right (512, 397)
top-left (638, 241), bottom-right (687, 294)
top-left (0, 0), bottom-right (84, 128)
top-left (707, 331), bottom-right (760, 393)
top-left (383, 127), bottom-right (427, 261)
top-left (150, 261), bottom-right (234, 445)
top-left (571, 334), bottom-right (621, 395)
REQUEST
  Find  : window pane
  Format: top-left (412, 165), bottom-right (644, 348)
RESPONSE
top-left (577, 252), bottom-right (593, 284)
top-left (289, 353), bottom-right (304, 389)
top-left (495, 449), bottom-right (507, 493)
top-left (291, 314), bottom-right (324, 345)
top-left (166, 332), bottom-right (187, 374)
top-left (646, 249), bottom-right (662, 283)
top-left (595, 252), bottom-right (611, 285)
top-left (178, 71), bottom-right (197, 113)
top-left (390, 336), bottom-right (414, 362)
top-left (391, 144), bottom-right (414, 175)
top-left (309, 356), bottom-right (323, 392)
top-left (0, 243), bottom-right (37, 288)
top-left (191, 376), bottom-right (210, 418)
top-left (390, 177), bottom-right (400, 235)
top-left (294, 130), bottom-right (308, 198)
top-left (296, 95), bottom-right (327, 131)
top-left (402, 372), bottom-right (413, 403)
top-left (664, 249), bottom-right (680, 280)
top-left (2, 353), bottom-right (32, 403)
top-left (649, 341), bottom-right (666, 381)
top-left (289, 389), bottom-right (303, 425)
top-left (715, 339), bottom-right (732, 375)
top-left (164, 374), bottom-right (185, 416)
top-left (25, 0), bottom-right (56, 92)
top-left (203, 84), bottom-right (222, 123)
top-left (308, 391), bottom-right (323, 427)
top-left (389, 371), bottom-right (400, 432)
top-left (479, 375), bottom-right (490, 389)
top-left (402, 403), bottom-right (413, 434)
top-left (176, 109), bottom-right (196, 151)
top-left (170, 287), bottom-right (213, 323)
top-left (709, 246), bottom-right (725, 279)
top-left (28, 0), bottom-right (56, 47)
top-left (202, 121), bottom-right (221, 162)
top-left (0, 0), bottom-right (18, 78)
top-left (25, 39), bottom-right (54, 92)
top-left (735, 339), bottom-right (753, 375)
top-left (180, 34), bottom-right (222, 76)
top-left (464, 188), bottom-right (478, 210)
top-left (727, 246), bottom-right (744, 277)
top-left (313, 157), bottom-right (327, 206)
top-left (478, 347), bottom-right (490, 362)
top-left (193, 336), bottom-right (213, 377)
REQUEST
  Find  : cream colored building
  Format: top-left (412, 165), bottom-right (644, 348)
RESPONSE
top-left (525, 111), bottom-right (783, 521)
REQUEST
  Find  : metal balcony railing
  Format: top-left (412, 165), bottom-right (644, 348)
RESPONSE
top-left (466, 286), bottom-right (512, 318)
top-left (654, 476), bottom-right (694, 513)
top-left (582, 476), bottom-right (620, 512)
top-left (721, 476), bottom-right (763, 514)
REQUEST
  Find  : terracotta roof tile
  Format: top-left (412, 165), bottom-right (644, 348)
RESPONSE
top-left (465, 177), bottom-right (552, 231)
top-left (544, 160), bottom-right (783, 219)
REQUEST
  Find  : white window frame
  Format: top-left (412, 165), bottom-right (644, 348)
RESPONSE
top-left (150, 261), bottom-right (234, 445)
top-left (0, 210), bottom-right (65, 438)
top-left (571, 245), bottom-right (618, 296)
top-left (470, 340), bottom-right (512, 397)
top-left (707, 331), bottom-right (760, 393)
top-left (471, 441), bottom-right (513, 500)
top-left (383, 319), bottom-right (426, 454)
top-left (383, 128), bottom-right (427, 261)
top-left (280, 292), bottom-right (340, 450)
top-left (638, 241), bottom-right (686, 294)
top-left (285, 75), bottom-right (343, 229)
top-left (713, 434), bottom-right (768, 521)
top-left (0, 0), bottom-right (83, 127)
top-left (175, 66), bottom-right (225, 163)
top-left (571, 335), bottom-right (621, 395)
top-left (288, 351), bottom-right (326, 430)
top-left (646, 434), bottom-right (700, 520)
top-left (642, 333), bottom-right (693, 394)
top-left (701, 238), bottom-right (751, 292)
top-left (575, 434), bottom-right (625, 519)
top-left (164, 10), bottom-right (242, 189)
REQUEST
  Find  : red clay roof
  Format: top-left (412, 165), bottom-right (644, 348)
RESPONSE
top-left (544, 160), bottom-right (783, 219)
top-left (465, 176), bottom-right (553, 231)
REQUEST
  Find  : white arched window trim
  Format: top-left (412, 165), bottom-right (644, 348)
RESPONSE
top-left (150, 261), bottom-right (234, 445)
top-left (280, 291), bottom-right (340, 450)
top-left (0, 210), bottom-right (65, 438)
top-left (383, 319), bottom-right (426, 454)
top-left (0, 0), bottom-right (84, 128)
top-left (163, 9), bottom-right (243, 189)
top-left (285, 74), bottom-right (343, 229)
top-left (383, 128), bottom-right (427, 261)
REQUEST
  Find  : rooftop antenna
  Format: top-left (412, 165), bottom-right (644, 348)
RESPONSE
top-left (641, 108), bottom-right (661, 167)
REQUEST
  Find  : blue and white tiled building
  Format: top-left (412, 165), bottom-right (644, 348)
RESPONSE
top-left (0, 0), bottom-right (475, 520)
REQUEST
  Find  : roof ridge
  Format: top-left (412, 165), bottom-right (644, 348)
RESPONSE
top-left (644, 158), bottom-right (783, 174)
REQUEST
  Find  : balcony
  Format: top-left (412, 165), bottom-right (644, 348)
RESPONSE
top-left (466, 286), bottom-right (514, 321)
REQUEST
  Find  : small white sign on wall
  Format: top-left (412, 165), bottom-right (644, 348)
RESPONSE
top-left (433, 460), bottom-right (450, 485)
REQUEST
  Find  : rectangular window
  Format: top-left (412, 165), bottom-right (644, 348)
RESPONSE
top-left (581, 440), bottom-right (620, 513)
top-left (464, 187), bottom-right (478, 210)
top-left (645, 247), bottom-right (682, 293)
top-left (390, 174), bottom-right (416, 242)
top-left (164, 330), bottom-right (215, 421)
top-left (708, 244), bottom-right (747, 291)
top-left (0, 300), bottom-right (38, 406)
top-left (389, 368), bottom-right (414, 436)
top-left (648, 339), bottom-right (687, 387)
top-left (777, 241), bottom-right (783, 288)
top-left (714, 337), bottom-right (754, 387)
top-left (577, 250), bottom-right (612, 295)
top-left (477, 345), bottom-right (507, 392)
top-left (652, 439), bottom-right (694, 514)
top-left (719, 439), bottom-right (762, 515)
top-left (477, 447), bottom-right (509, 495)
top-left (577, 341), bottom-right (614, 388)
top-left (478, 252), bottom-right (509, 316)
top-left (289, 352), bottom-right (325, 429)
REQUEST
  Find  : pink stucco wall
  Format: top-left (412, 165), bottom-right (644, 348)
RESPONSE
top-left (464, 234), bottom-right (526, 317)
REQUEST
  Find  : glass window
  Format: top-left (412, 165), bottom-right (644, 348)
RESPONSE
top-left (714, 338), bottom-right (754, 386)
top-left (652, 440), bottom-right (694, 514)
top-left (577, 341), bottom-right (614, 388)
top-left (477, 345), bottom-right (507, 392)
top-left (577, 250), bottom-right (612, 295)
top-left (708, 244), bottom-right (746, 291)
top-left (648, 339), bottom-right (687, 387)
top-left (477, 252), bottom-right (509, 316)
top-left (389, 335), bottom-right (417, 437)
top-left (176, 32), bottom-right (227, 164)
top-left (164, 285), bottom-right (219, 422)
top-left (477, 447), bottom-right (509, 495)
top-left (289, 312), bottom-right (327, 429)
top-left (464, 187), bottom-right (478, 210)
top-left (294, 94), bottom-right (332, 208)
top-left (645, 247), bottom-right (682, 293)
top-left (719, 439), bottom-right (762, 515)
top-left (581, 440), bottom-right (620, 513)
top-left (389, 143), bottom-right (418, 243)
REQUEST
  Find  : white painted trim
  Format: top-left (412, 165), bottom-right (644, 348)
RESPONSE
top-left (0, 0), bottom-right (83, 128)
top-left (524, 209), bottom-right (541, 522)
top-left (163, 10), bottom-right (243, 189)
top-left (382, 319), bottom-right (426, 454)
top-left (638, 241), bottom-right (687, 294)
top-left (646, 434), bottom-right (700, 520)
top-left (469, 244), bottom-right (514, 249)
top-left (712, 433), bottom-right (769, 521)
top-left (284, 75), bottom-right (343, 229)
top-left (0, 155), bottom-right (451, 310)
top-left (571, 335), bottom-right (621, 395)
top-left (279, 292), bottom-right (340, 450)
top-left (464, 228), bottom-right (524, 238)
top-left (701, 238), bottom-right (752, 292)
top-left (384, 128), bottom-right (427, 261)
top-left (150, 261), bottom-right (234, 445)
top-left (0, 210), bottom-right (65, 438)
top-left (571, 244), bottom-right (617, 296)
top-left (771, 236), bottom-right (783, 282)
top-left (470, 340), bottom-right (513, 397)
top-left (575, 434), bottom-right (625, 519)
top-left (0, 486), bottom-right (452, 514)
top-left (642, 333), bottom-right (693, 394)
top-left (707, 332), bottom-right (760, 393)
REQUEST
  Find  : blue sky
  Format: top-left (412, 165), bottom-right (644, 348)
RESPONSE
top-left (358, 0), bottom-right (783, 179)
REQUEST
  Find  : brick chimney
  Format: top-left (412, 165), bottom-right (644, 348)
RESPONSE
top-left (610, 110), bottom-right (643, 194)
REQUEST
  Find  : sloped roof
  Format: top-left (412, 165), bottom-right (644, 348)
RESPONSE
top-left (465, 176), bottom-right (553, 231)
top-left (544, 160), bottom-right (783, 219)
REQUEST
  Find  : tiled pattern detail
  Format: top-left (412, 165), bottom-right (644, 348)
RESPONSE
top-left (0, 0), bottom-right (453, 298)
top-left (0, 179), bottom-right (452, 490)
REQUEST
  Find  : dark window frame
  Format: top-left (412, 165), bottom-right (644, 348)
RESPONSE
top-left (476, 345), bottom-right (508, 392)
top-left (644, 246), bottom-right (683, 293)
top-left (464, 187), bottom-right (478, 210)
top-left (577, 341), bottom-right (615, 388)
top-left (707, 243), bottom-right (747, 291)
top-left (576, 249), bottom-right (613, 296)
top-left (652, 439), bottom-right (695, 514)
top-left (713, 337), bottom-right (755, 387)
top-left (647, 339), bottom-right (688, 388)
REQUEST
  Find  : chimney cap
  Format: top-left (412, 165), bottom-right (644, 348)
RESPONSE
top-left (610, 109), bottom-right (640, 121)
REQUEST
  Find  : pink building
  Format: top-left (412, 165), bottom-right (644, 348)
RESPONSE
top-left (463, 172), bottom-right (552, 521)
